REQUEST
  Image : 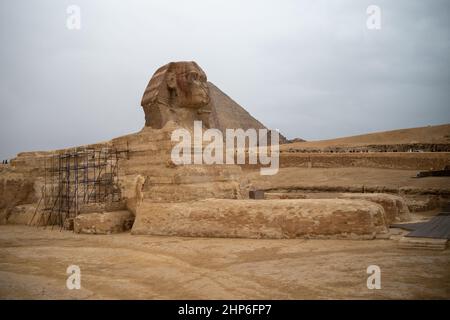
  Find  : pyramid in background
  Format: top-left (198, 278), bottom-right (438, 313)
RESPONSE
top-left (207, 82), bottom-right (288, 143)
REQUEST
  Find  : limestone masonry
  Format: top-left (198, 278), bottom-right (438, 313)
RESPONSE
top-left (0, 61), bottom-right (449, 239)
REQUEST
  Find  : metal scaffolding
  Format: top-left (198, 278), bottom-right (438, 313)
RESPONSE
top-left (30, 147), bottom-right (128, 230)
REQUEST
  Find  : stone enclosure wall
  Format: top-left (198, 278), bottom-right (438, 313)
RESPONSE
top-left (242, 152), bottom-right (450, 171)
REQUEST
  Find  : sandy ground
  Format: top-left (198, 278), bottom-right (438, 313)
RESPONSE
top-left (0, 225), bottom-right (448, 299)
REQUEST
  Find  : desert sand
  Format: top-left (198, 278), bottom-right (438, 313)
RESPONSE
top-left (283, 124), bottom-right (450, 150)
top-left (0, 224), bottom-right (448, 299)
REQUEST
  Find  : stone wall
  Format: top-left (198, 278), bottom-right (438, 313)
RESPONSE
top-left (242, 152), bottom-right (450, 171)
top-left (0, 172), bottom-right (36, 224)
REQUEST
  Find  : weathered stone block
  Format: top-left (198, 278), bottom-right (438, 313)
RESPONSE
top-left (6, 204), bottom-right (37, 225)
top-left (74, 210), bottom-right (134, 234)
top-left (132, 199), bottom-right (388, 239)
top-left (404, 195), bottom-right (441, 212)
top-left (338, 193), bottom-right (411, 224)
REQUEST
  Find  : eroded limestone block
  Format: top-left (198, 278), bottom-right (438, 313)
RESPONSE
top-left (78, 201), bottom-right (127, 214)
top-left (74, 210), bottom-right (134, 234)
top-left (0, 175), bottom-right (35, 224)
top-left (404, 195), bottom-right (441, 212)
top-left (337, 193), bottom-right (411, 224)
top-left (6, 204), bottom-right (36, 225)
top-left (132, 199), bottom-right (388, 239)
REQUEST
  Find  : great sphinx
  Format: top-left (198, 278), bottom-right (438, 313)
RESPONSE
top-left (0, 60), bottom-right (396, 240)
top-left (141, 61), bottom-right (212, 129)
top-left (140, 61), bottom-right (287, 144)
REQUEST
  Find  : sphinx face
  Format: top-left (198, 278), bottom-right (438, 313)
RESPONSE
top-left (167, 62), bottom-right (210, 109)
top-left (141, 61), bottom-right (212, 128)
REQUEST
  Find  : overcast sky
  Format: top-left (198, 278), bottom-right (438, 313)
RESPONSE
top-left (1, 0), bottom-right (449, 159)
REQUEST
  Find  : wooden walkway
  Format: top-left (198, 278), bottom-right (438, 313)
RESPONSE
top-left (391, 203), bottom-right (450, 240)
top-left (406, 213), bottom-right (450, 239)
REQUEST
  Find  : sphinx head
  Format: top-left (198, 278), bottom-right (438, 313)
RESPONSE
top-left (141, 61), bottom-right (211, 128)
